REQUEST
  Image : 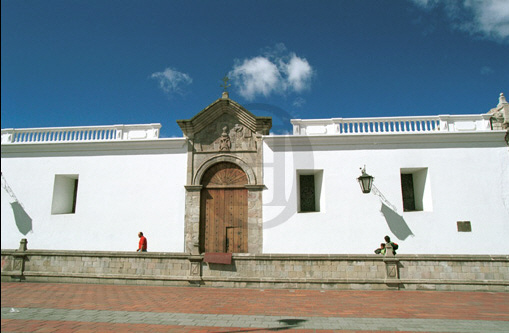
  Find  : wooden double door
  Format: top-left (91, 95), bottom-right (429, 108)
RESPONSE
top-left (199, 162), bottom-right (248, 253)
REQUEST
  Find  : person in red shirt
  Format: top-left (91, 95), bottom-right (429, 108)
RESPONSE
top-left (137, 232), bottom-right (147, 252)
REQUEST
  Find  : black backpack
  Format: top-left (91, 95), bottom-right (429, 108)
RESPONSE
top-left (392, 242), bottom-right (399, 250)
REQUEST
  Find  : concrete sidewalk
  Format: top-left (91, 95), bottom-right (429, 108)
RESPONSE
top-left (2, 282), bottom-right (508, 332)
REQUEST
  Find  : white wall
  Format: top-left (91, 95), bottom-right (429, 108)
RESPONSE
top-left (1, 140), bottom-right (187, 252)
top-left (3, 131), bottom-right (508, 255)
top-left (262, 134), bottom-right (509, 255)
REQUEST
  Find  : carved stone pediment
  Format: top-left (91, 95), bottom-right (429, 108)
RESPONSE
top-left (177, 97), bottom-right (271, 152)
top-left (194, 114), bottom-right (255, 152)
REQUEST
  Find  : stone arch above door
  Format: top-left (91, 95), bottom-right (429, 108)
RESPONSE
top-left (194, 155), bottom-right (256, 186)
top-left (200, 162), bottom-right (248, 187)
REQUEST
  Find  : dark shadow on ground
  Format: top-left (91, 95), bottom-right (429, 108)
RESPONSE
top-left (216, 318), bottom-right (307, 332)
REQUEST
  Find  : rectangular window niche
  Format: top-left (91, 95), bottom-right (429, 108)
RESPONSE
top-left (400, 168), bottom-right (432, 212)
top-left (297, 170), bottom-right (323, 213)
top-left (51, 174), bottom-right (79, 215)
top-left (457, 221), bottom-right (472, 232)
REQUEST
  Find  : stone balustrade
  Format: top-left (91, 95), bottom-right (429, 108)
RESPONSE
top-left (1, 123), bottom-right (161, 144)
top-left (1, 114), bottom-right (497, 144)
top-left (291, 114), bottom-right (494, 136)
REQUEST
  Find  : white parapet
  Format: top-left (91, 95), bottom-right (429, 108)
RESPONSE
top-left (0, 113), bottom-right (497, 143)
top-left (1, 123), bottom-right (162, 144)
top-left (291, 114), bottom-right (494, 135)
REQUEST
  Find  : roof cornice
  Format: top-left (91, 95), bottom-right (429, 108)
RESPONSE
top-left (263, 131), bottom-right (508, 151)
top-left (1, 138), bottom-right (187, 157)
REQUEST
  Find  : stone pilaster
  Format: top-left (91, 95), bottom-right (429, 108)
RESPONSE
top-left (383, 242), bottom-right (400, 285)
top-left (184, 185), bottom-right (202, 254)
top-left (246, 185), bottom-right (265, 253)
top-left (11, 238), bottom-right (28, 281)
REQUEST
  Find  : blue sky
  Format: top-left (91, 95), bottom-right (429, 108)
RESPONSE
top-left (2, 0), bottom-right (508, 137)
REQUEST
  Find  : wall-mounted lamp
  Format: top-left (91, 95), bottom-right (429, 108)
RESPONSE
top-left (357, 166), bottom-right (374, 194)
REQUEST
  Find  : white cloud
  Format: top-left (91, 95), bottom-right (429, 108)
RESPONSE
top-left (285, 54), bottom-right (313, 92)
top-left (229, 57), bottom-right (283, 100)
top-left (151, 67), bottom-right (192, 96)
top-left (410, 0), bottom-right (509, 43)
top-left (464, 0), bottom-right (509, 41)
top-left (229, 45), bottom-right (314, 100)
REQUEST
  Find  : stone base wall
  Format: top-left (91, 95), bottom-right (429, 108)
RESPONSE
top-left (2, 249), bottom-right (508, 291)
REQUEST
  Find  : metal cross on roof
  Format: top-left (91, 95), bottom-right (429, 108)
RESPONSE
top-left (221, 75), bottom-right (231, 92)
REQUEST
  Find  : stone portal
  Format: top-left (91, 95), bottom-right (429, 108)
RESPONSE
top-left (178, 93), bottom-right (271, 254)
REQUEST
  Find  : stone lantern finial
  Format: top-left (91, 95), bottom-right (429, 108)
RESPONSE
top-left (498, 92), bottom-right (508, 107)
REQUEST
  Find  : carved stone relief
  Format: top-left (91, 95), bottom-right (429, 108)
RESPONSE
top-left (218, 126), bottom-right (231, 151)
top-left (194, 114), bottom-right (255, 152)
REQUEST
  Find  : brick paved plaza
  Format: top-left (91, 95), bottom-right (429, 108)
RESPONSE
top-left (1, 282), bottom-right (509, 332)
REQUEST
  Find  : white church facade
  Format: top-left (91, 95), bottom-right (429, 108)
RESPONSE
top-left (2, 92), bottom-right (509, 255)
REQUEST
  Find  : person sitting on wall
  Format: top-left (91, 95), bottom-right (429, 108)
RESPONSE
top-left (384, 235), bottom-right (398, 255)
top-left (374, 243), bottom-right (386, 255)
top-left (137, 232), bottom-right (147, 252)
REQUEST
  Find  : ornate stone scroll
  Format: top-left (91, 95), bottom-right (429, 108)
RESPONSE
top-left (219, 126), bottom-right (231, 151)
top-left (197, 118), bottom-right (255, 152)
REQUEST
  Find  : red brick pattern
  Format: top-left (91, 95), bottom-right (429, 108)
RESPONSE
top-left (2, 282), bottom-right (508, 332)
